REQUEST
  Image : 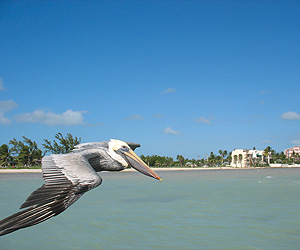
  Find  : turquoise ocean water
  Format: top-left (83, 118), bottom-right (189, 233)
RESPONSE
top-left (0, 168), bottom-right (300, 250)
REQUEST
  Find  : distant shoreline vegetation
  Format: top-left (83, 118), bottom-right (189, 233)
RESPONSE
top-left (1, 133), bottom-right (299, 169)
top-left (0, 133), bottom-right (81, 169)
top-left (0, 166), bottom-right (41, 169)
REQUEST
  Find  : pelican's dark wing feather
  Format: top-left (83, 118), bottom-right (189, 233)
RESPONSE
top-left (0, 153), bottom-right (102, 236)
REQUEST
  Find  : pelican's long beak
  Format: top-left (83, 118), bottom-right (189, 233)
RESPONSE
top-left (123, 149), bottom-right (162, 181)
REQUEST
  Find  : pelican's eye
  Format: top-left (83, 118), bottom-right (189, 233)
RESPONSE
top-left (121, 145), bottom-right (129, 151)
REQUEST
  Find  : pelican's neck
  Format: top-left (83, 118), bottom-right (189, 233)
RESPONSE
top-left (79, 148), bottom-right (125, 172)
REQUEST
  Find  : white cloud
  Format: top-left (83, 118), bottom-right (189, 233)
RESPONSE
top-left (195, 116), bottom-right (211, 124)
top-left (164, 126), bottom-right (180, 135)
top-left (125, 114), bottom-right (144, 120)
top-left (84, 122), bottom-right (104, 127)
top-left (259, 90), bottom-right (270, 95)
top-left (261, 140), bottom-right (273, 144)
top-left (291, 139), bottom-right (300, 145)
top-left (0, 100), bottom-right (18, 125)
top-left (153, 114), bottom-right (163, 118)
top-left (280, 111), bottom-right (300, 120)
top-left (0, 114), bottom-right (13, 125)
top-left (0, 77), bottom-right (4, 90)
top-left (0, 100), bottom-right (18, 113)
top-left (161, 88), bottom-right (176, 94)
top-left (14, 109), bottom-right (85, 126)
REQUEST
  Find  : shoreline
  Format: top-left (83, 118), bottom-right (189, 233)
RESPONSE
top-left (1, 165), bottom-right (300, 174)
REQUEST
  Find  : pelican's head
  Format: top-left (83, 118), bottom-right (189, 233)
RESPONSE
top-left (108, 139), bottom-right (162, 181)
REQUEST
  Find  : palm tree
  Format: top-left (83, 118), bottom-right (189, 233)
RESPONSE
top-left (208, 152), bottom-right (216, 167)
top-left (9, 137), bottom-right (42, 167)
top-left (22, 137), bottom-right (42, 167)
top-left (238, 154), bottom-right (243, 167)
top-left (263, 146), bottom-right (273, 165)
top-left (223, 150), bottom-right (228, 161)
top-left (176, 155), bottom-right (185, 167)
top-left (278, 152), bottom-right (287, 163)
top-left (219, 150), bottom-right (228, 165)
top-left (0, 144), bottom-right (13, 167)
top-left (295, 153), bottom-right (300, 164)
top-left (233, 155), bottom-right (238, 167)
top-left (227, 152), bottom-right (232, 166)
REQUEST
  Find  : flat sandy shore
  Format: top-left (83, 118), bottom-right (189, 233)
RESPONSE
top-left (1, 165), bottom-right (300, 174)
top-left (0, 168), bottom-right (218, 174)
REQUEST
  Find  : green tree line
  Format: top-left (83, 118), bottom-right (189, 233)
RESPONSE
top-left (0, 133), bottom-right (81, 168)
top-left (0, 133), bottom-right (299, 168)
top-left (141, 150), bottom-right (231, 168)
top-left (142, 146), bottom-right (299, 168)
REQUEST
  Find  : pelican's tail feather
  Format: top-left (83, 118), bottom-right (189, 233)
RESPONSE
top-left (0, 182), bottom-right (88, 236)
top-left (0, 199), bottom-right (66, 236)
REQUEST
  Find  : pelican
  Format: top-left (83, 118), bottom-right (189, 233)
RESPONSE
top-left (0, 139), bottom-right (162, 236)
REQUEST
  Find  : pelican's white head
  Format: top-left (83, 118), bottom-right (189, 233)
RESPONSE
top-left (107, 139), bottom-right (162, 181)
top-left (107, 139), bottom-right (129, 167)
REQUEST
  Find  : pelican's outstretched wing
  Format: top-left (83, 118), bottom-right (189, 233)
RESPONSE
top-left (0, 153), bottom-right (102, 236)
top-left (73, 141), bottom-right (109, 153)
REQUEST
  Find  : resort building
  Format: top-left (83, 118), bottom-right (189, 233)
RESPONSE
top-left (231, 149), bottom-right (264, 168)
top-left (284, 146), bottom-right (300, 158)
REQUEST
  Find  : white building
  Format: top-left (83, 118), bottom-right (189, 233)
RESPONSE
top-left (231, 149), bottom-right (264, 168)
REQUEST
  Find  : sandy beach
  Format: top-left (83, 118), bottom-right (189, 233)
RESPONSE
top-left (0, 169), bottom-right (43, 173)
top-left (1, 165), bottom-right (299, 174)
top-left (0, 168), bottom-right (217, 174)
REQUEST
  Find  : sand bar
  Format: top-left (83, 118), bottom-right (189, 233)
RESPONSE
top-left (1, 165), bottom-right (300, 174)
top-left (0, 169), bottom-right (42, 173)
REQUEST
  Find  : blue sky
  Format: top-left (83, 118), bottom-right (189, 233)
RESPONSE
top-left (0, 1), bottom-right (299, 159)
